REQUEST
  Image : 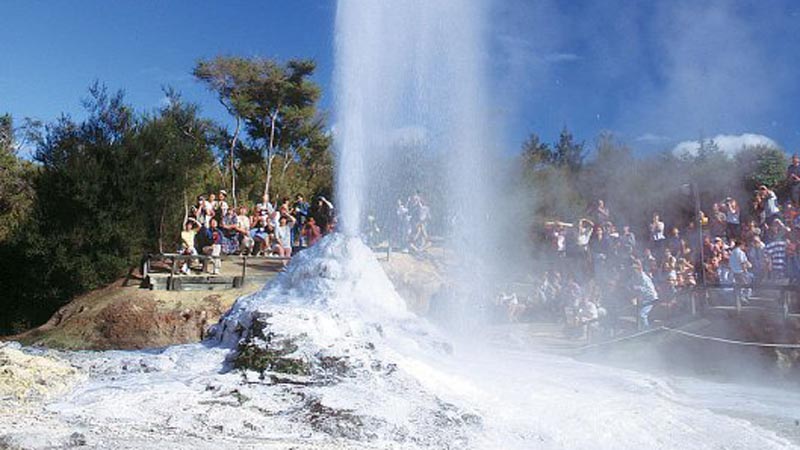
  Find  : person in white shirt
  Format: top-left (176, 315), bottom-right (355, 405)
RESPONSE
top-left (236, 206), bottom-right (253, 255)
top-left (729, 239), bottom-right (752, 302)
top-left (273, 214), bottom-right (297, 266)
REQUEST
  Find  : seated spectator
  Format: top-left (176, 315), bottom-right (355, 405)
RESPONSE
top-left (236, 206), bottom-right (254, 255)
top-left (576, 296), bottom-right (604, 341)
top-left (179, 219), bottom-right (200, 275)
top-left (273, 214), bottom-right (297, 265)
top-left (197, 218), bottom-right (222, 274)
top-left (249, 216), bottom-right (273, 256)
top-left (220, 209), bottom-right (240, 255)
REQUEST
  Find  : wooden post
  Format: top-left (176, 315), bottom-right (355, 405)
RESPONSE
top-left (171, 256), bottom-right (178, 276)
top-left (690, 290), bottom-right (697, 317)
top-left (783, 289), bottom-right (790, 321)
top-left (735, 285), bottom-right (742, 314)
top-left (636, 297), bottom-right (642, 330)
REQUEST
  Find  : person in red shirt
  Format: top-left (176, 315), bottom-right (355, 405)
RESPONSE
top-left (302, 217), bottom-right (322, 247)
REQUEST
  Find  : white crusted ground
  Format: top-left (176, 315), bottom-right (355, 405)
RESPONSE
top-left (1, 234), bottom-right (799, 449)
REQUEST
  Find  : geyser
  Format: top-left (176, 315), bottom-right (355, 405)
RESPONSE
top-left (333, 0), bottom-right (495, 252)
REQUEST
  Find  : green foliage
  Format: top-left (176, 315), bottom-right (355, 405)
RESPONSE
top-left (518, 129), bottom-right (790, 239)
top-left (0, 114), bottom-right (36, 241)
top-left (735, 145), bottom-right (788, 192)
top-left (1, 64), bottom-right (334, 335)
top-left (194, 56), bottom-right (332, 203)
top-left (0, 84), bottom-right (217, 334)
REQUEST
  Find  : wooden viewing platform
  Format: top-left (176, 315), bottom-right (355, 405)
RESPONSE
top-left (142, 253), bottom-right (291, 291)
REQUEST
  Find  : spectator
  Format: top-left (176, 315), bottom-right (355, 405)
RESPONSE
top-left (313, 196), bottom-right (335, 234)
top-left (302, 216), bottom-right (322, 247)
top-left (249, 215), bottom-right (273, 256)
top-left (273, 214), bottom-right (297, 265)
top-left (195, 195), bottom-right (214, 227)
top-left (765, 224), bottom-right (788, 279)
top-left (709, 203), bottom-right (727, 239)
top-left (665, 227), bottom-right (683, 258)
top-left (592, 199), bottom-right (611, 224)
top-left (729, 239), bottom-right (752, 303)
top-left (197, 218), bottom-right (222, 274)
top-left (394, 198), bottom-right (411, 248)
top-left (292, 194), bottom-right (310, 246)
top-left (217, 190), bottom-right (230, 218)
top-left (179, 219), bottom-right (199, 275)
top-left (630, 259), bottom-right (659, 329)
top-left (220, 208), bottom-right (240, 255)
top-left (747, 236), bottom-right (767, 282)
top-left (650, 213), bottom-right (665, 249)
top-left (620, 225), bottom-right (636, 254)
top-left (787, 154), bottom-right (800, 205)
top-left (723, 198), bottom-right (740, 240)
top-left (760, 185), bottom-right (781, 225)
top-left (236, 206), bottom-right (254, 255)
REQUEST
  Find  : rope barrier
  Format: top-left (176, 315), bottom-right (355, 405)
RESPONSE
top-left (661, 326), bottom-right (800, 349)
top-left (573, 325), bottom-right (800, 352)
top-left (573, 327), bottom-right (666, 352)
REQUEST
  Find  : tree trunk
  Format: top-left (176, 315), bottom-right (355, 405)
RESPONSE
top-left (281, 152), bottom-right (292, 182)
top-left (183, 189), bottom-right (189, 227)
top-left (230, 116), bottom-right (240, 208)
top-left (158, 202), bottom-right (166, 254)
top-left (263, 111), bottom-right (279, 201)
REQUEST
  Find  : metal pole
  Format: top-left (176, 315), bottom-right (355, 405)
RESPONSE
top-left (693, 183), bottom-right (705, 288)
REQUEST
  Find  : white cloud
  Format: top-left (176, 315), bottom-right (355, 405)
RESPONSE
top-left (635, 133), bottom-right (670, 143)
top-left (672, 133), bottom-right (779, 157)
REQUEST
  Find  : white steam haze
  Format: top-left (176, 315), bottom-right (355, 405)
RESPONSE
top-left (5, 2), bottom-right (800, 449)
top-left (673, 133), bottom-right (780, 158)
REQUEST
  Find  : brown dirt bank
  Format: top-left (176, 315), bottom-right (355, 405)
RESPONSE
top-left (2, 249), bottom-right (445, 351)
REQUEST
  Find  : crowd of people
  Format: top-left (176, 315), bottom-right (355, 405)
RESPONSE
top-left (178, 190), bottom-right (336, 274)
top-left (496, 156), bottom-right (800, 338)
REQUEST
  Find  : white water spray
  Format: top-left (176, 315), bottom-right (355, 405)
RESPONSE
top-left (334, 0), bottom-right (495, 249)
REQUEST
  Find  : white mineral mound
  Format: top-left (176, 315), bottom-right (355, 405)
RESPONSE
top-left (2, 234), bottom-right (800, 449)
top-left (212, 233), bottom-right (414, 348)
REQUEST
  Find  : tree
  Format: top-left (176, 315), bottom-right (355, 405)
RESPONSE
top-left (194, 57), bottom-right (256, 207)
top-left (553, 127), bottom-right (586, 172)
top-left (735, 144), bottom-right (788, 192)
top-left (521, 133), bottom-right (552, 170)
top-left (193, 57), bottom-right (328, 203)
top-left (0, 114), bottom-right (36, 241)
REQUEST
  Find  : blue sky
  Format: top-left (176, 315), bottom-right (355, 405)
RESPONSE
top-left (3, 0), bottom-right (800, 157)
